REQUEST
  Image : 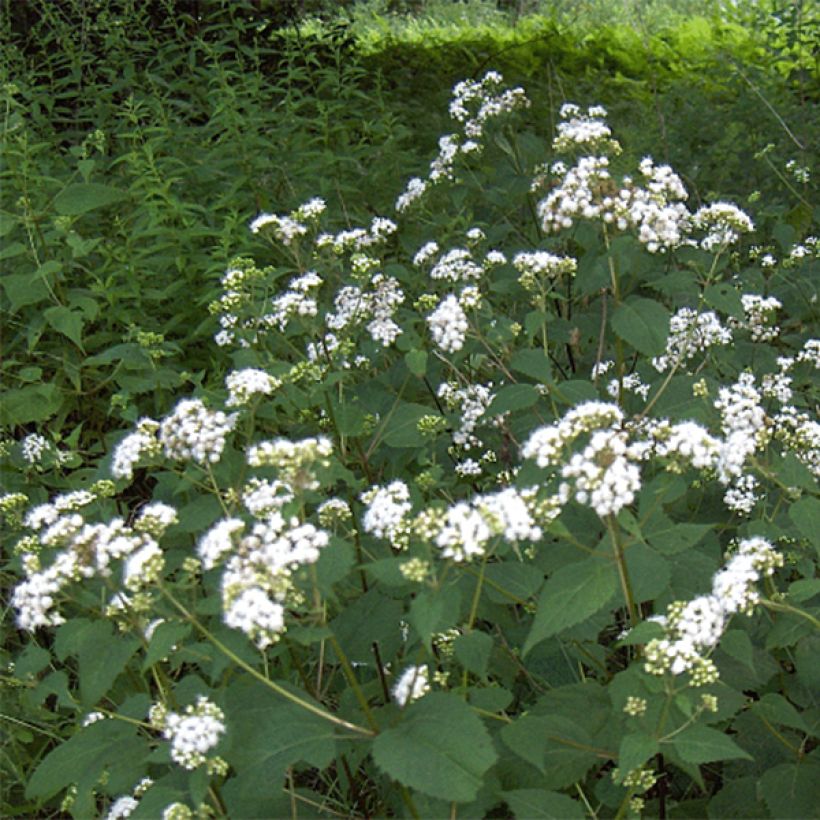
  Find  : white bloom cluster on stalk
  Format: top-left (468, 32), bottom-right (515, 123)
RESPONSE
top-left (325, 273), bottom-right (405, 348)
top-left (730, 294), bottom-right (782, 342)
top-left (429, 248), bottom-right (484, 282)
top-left (152, 697), bottom-right (226, 771)
top-left (692, 202), bottom-right (754, 251)
top-left (652, 308), bottom-right (732, 372)
top-left (316, 215), bottom-right (397, 254)
top-left (392, 665), bottom-right (430, 706)
top-left (11, 488), bottom-right (177, 630)
top-left (553, 103), bottom-right (620, 154)
top-left (268, 271), bottom-right (322, 331)
top-left (159, 399), bottom-right (237, 466)
top-left (111, 418), bottom-right (161, 480)
top-left (250, 197), bottom-right (325, 245)
top-left (21, 433), bottom-right (49, 464)
top-left (361, 481), bottom-right (412, 544)
top-left (643, 537), bottom-right (782, 682)
top-left (512, 251), bottom-right (577, 292)
top-left (427, 294), bottom-right (469, 353)
top-left (247, 435), bottom-right (332, 490)
top-left (225, 367), bottom-right (279, 407)
top-left (438, 381), bottom-right (494, 449)
top-left (396, 71), bottom-right (529, 212)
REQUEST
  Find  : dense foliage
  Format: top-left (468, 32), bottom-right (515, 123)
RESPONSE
top-left (1, 1), bottom-right (818, 818)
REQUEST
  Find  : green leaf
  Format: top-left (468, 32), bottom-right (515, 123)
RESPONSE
top-left (454, 631), bottom-right (493, 677)
top-left (382, 402), bottom-right (430, 447)
top-left (645, 519), bottom-right (713, 554)
top-left (484, 561), bottom-right (543, 604)
top-left (751, 693), bottom-right (808, 733)
top-left (373, 692), bottom-right (497, 803)
top-left (551, 379), bottom-right (599, 405)
top-left (523, 558), bottom-right (617, 655)
top-left (53, 183), bottom-right (128, 215)
top-left (510, 348), bottom-right (553, 384)
top-left (790, 496), bottom-right (820, 554)
top-left (704, 282), bottom-right (744, 319)
top-left (611, 298), bottom-right (670, 357)
top-left (26, 720), bottom-right (147, 800)
top-left (486, 384), bottom-right (539, 416)
top-left (142, 622), bottom-right (191, 671)
top-left (224, 679), bottom-right (335, 799)
top-left (618, 732), bottom-right (659, 775)
top-left (501, 714), bottom-right (600, 788)
top-left (670, 725), bottom-right (752, 764)
top-left (405, 349), bottom-right (428, 377)
top-left (719, 629), bottom-right (755, 674)
top-left (0, 383), bottom-right (62, 425)
top-left (409, 587), bottom-right (461, 649)
top-left (44, 305), bottom-right (85, 349)
top-left (502, 789), bottom-right (584, 819)
top-left (2, 270), bottom-right (52, 311)
top-left (759, 761), bottom-right (820, 819)
top-left (77, 621), bottom-right (139, 706)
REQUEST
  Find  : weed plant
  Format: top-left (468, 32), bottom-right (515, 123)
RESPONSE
top-left (1, 1), bottom-right (818, 818)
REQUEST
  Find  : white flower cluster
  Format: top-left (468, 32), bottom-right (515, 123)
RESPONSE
top-left (643, 537), bottom-right (782, 682)
top-left (242, 478), bottom-right (294, 518)
top-left (316, 216), bottom-right (397, 254)
top-left (607, 372), bottom-right (651, 401)
top-left (730, 294), bottom-right (782, 342)
top-left (325, 273), bottom-right (405, 347)
top-left (12, 491), bottom-right (176, 630)
top-left (111, 418), bottom-right (161, 480)
top-left (427, 294), bottom-right (469, 353)
top-left (268, 271), bottom-right (322, 331)
top-left (513, 251), bottom-right (577, 293)
top-left (250, 197), bottom-right (325, 246)
top-left (159, 399), bottom-right (238, 466)
top-left (104, 778), bottom-right (154, 820)
top-left (553, 103), bottom-right (620, 154)
top-left (21, 433), bottom-right (48, 464)
top-left (392, 665), bottom-right (430, 706)
top-left (652, 308), bottom-right (732, 372)
top-left (225, 367), bottom-right (280, 407)
top-left (396, 71), bottom-right (529, 211)
top-left (155, 696), bottom-right (226, 771)
top-left (438, 381), bottom-right (494, 449)
top-left (361, 481), bottom-right (412, 544)
top-left (246, 435), bottom-right (332, 490)
top-left (431, 486), bottom-right (543, 562)
top-left (693, 202), bottom-right (754, 251)
top-left (429, 248), bottom-right (484, 282)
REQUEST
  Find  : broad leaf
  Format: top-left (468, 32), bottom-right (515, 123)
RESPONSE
top-left (373, 692), bottom-right (497, 803)
top-left (670, 725), bottom-right (752, 764)
top-left (54, 182), bottom-right (128, 215)
top-left (502, 789), bottom-right (584, 819)
top-left (611, 297), bottom-right (670, 357)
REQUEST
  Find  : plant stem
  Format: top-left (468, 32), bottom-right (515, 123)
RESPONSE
top-left (159, 584), bottom-right (374, 736)
top-left (607, 516), bottom-right (639, 628)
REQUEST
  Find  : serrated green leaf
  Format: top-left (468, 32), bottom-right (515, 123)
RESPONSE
top-left (405, 349), bottom-right (427, 377)
top-left (670, 725), bottom-right (752, 764)
top-left (789, 496), bottom-right (820, 555)
top-left (382, 402), bottom-right (430, 447)
top-left (704, 282), bottom-right (744, 318)
top-left (54, 183), bottom-right (128, 215)
top-left (373, 692), bottom-right (497, 803)
top-left (454, 630), bottom-right (493, 677)
top-left (142, 622), bottom-right (191, 671)
top-left (752, 693), bottom-right (808, 733)
top-left (409, 587), bottom-right (461, 649)
top-left (502, 789), bottom-right (584, 819)
top-left (523, 558), bottom-right (617, 655)
top-left (618, 732), bottom-right (659, 775)
top-left (611, 298), bottom-right (670, 356)
top-left (510, 348), bottom-right (553, 384)
top-left (486, 383), bottom-right (539, 416)
top-left (759, 761), bottom-right (820, 819)
top-left (26, 720), bottom-right (147, 800)
top-left (44, 305), bottom-right (84, 349)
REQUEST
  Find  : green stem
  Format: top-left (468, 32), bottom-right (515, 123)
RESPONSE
top-left (159, 584), bottom-right (374, 736)
top-left (760, 599), bottom-right (820, 631)
top-left (607, 516), bottom-right (639, 628)
top-left (327, 635), bottom-right (380, 733)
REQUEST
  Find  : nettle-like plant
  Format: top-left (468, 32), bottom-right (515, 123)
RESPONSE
top-left (4, 72), bottom-right (820, 819)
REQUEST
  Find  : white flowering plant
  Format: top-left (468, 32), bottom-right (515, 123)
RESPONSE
top-left (3, 72), bottom-right (819, 819)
